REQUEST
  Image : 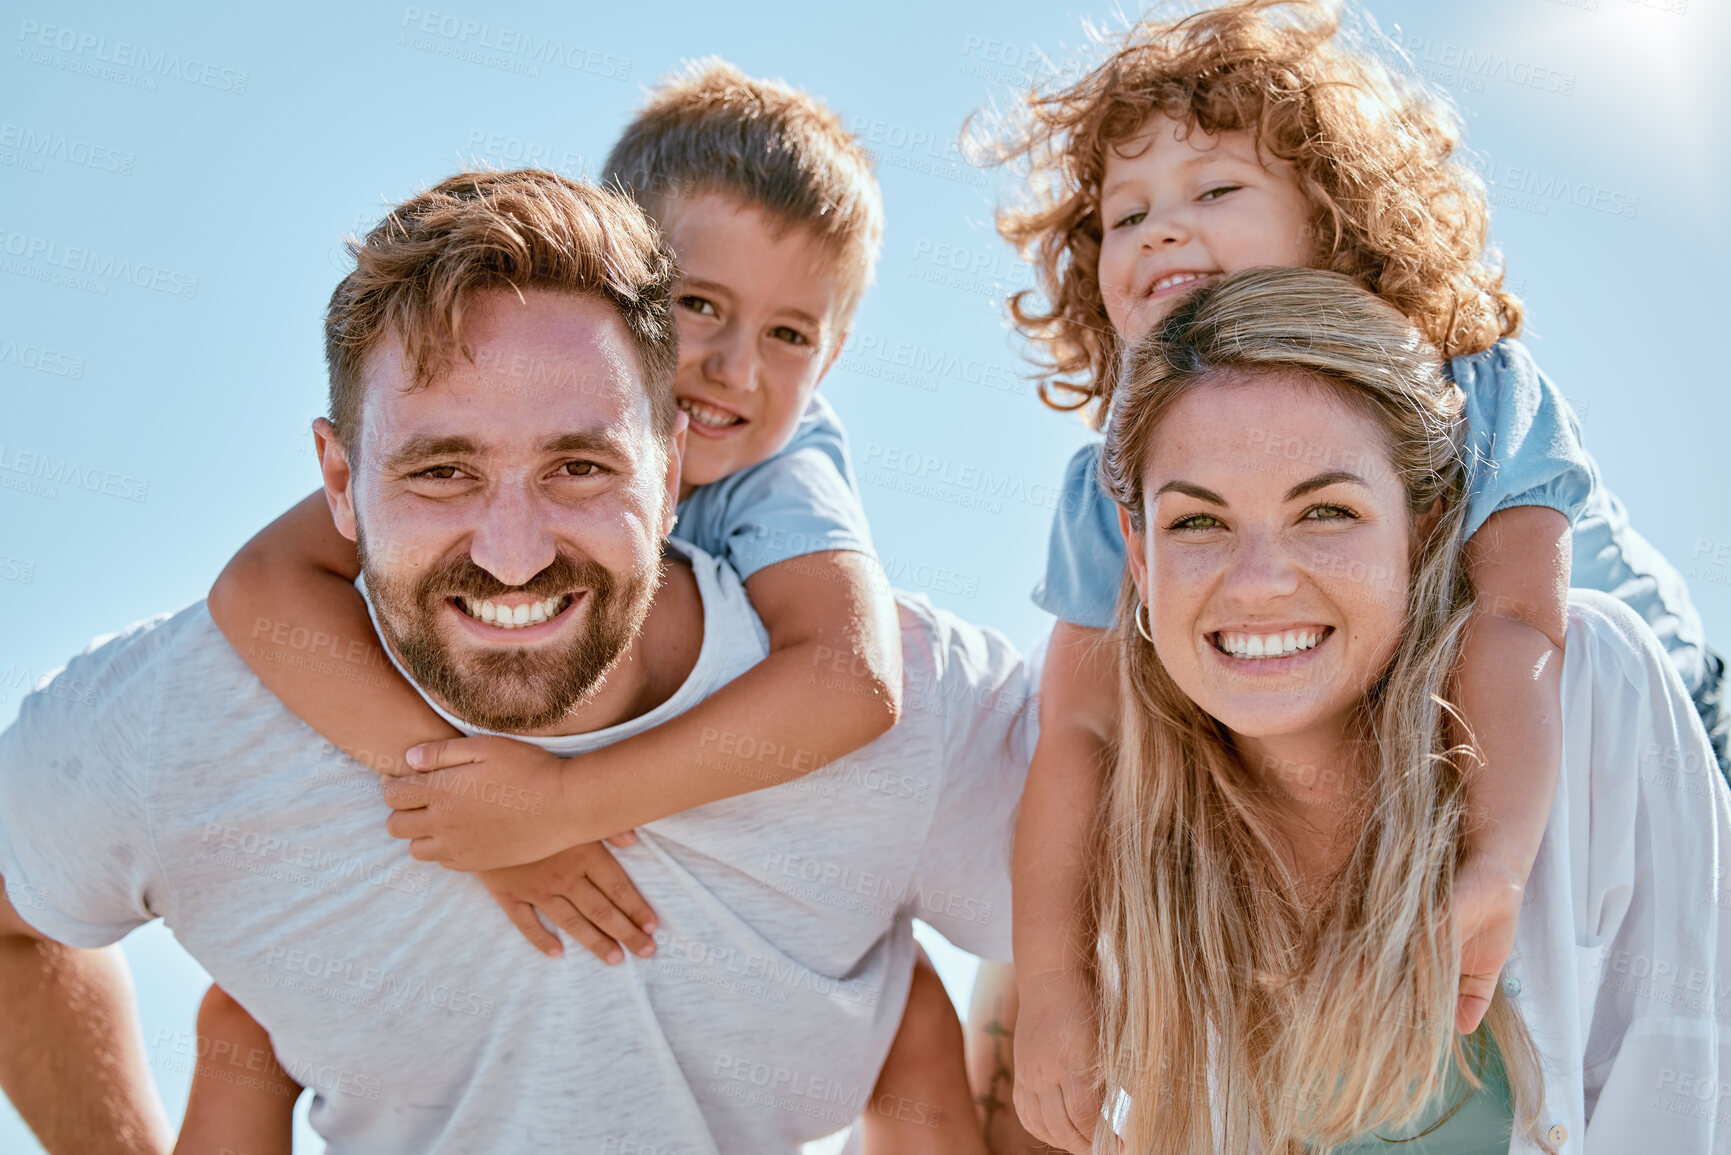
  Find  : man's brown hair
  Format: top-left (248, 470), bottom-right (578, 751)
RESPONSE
top-left (325, 169), bottom-right (679, 457)
top-left (602, 57), bottom-right (883, 318)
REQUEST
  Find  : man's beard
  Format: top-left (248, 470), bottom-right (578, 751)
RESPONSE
top-left (358, 532), bottom-right (659, 733)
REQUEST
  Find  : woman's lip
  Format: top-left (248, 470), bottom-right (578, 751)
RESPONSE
top-left (445, 591), bottom-right (585, 644)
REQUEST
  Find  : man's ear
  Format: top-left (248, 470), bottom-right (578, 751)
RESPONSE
top-left (313, 418), bottom-right (359, 543)
top-left (1118, 503), bottom-right (1151, 607)
top-left (661, 410), bottom-right (689, 538)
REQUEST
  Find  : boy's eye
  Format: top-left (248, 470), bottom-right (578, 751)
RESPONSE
top-left (1111, 209), bottom-right (1148, 230)
top-left (677, 295), bottom-right (718, 317)
top-left (769, 324), bottom-right (810, 346)
top-left (1198, 184), bottom-right (1243, 202)
top-left (1166, 512), bottom-right (1222, 532)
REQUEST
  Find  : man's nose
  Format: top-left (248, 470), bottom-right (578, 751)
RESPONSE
top-left (702, 324), bottom-right (759, 393)
top-left (466, 484), bottom-right (557, 588)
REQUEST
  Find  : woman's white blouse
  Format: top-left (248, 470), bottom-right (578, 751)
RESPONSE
top-left (1502, 589), bottom-right (1731, 1153)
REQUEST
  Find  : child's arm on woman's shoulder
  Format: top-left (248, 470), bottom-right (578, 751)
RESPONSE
top-left (208, 489), bottom-right (457, 775)
top-left (172, 985), bottom-right (299, 1155)
top-left (1008, 622), bottom-right (1116, 1154)
top-left (1452, 504), bottom-right (1571, 1034)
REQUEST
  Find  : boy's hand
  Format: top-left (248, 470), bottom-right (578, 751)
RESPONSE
top-left (378, 736), bottom-right (579, 870)
top-left (477, 841), bottom-right (659, 964)
top-left (1453, 850), bottom-right (1525, 1034)
top-left (1013, 972), bottom-right (1100, 1154)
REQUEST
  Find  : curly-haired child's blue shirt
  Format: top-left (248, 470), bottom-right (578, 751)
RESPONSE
top-left (1032, 338), bottom-right (1709, 693)
top-left (673, 392), bottom-right (876, 580)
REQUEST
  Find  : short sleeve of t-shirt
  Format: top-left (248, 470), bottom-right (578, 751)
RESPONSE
top-left (673, 394), bottom-right (876, 582)
top-left (0, 618), bottom-right (167, 947)
top-left (1451, 337), bottom-right (1596, 543)
top-left (901, 597), bottom-right (1037, 960)
top-left (1030, 337), bottom-right (1599, 628)
top-left (1029, 442), bottom-right (1123, 630)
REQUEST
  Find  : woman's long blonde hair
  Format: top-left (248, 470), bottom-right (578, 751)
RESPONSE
top-left (1091, 266), bottom-right (1548, 1154)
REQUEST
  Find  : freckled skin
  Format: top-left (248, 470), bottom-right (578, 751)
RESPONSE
top-left (1120, 373), bottom-right (1413, 774)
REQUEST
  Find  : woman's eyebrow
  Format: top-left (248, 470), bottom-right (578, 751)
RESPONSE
top-left (1284, 470), bottom-right (1370, 501)
top-left (1153, 480), bottom-right (1226, 505)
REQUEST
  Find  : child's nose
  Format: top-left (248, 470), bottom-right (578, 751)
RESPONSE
top-left (703, 326), bottom-right (759, 393)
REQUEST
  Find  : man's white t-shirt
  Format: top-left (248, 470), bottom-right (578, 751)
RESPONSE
top-left (0, 540), bottom-right (1035, 1153)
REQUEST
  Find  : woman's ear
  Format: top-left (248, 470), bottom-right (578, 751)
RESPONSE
top-left (1118, 503), bottom-right (1150, 606)
top-left (1412, 496), bottom-right (1444, 554)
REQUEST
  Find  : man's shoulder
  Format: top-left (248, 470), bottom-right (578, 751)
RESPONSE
top-left (12, 601), bottom-right (227, 728)
top-left (893, 592), bottom-right (1034, 738)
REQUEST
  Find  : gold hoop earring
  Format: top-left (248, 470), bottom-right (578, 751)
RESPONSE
top-left (1134, 598), bottom-right (1155, 644)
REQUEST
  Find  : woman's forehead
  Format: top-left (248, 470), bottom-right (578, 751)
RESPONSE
top-left (1143, 374), bottom-right (1396, 492)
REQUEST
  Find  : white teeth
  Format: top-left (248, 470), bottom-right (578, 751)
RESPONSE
top-left (458, 594), bottom-right (572, 630)
top-left (678, 398), bottom-right (741, 429)
top-left (1150, 271), bottom-right (1208, 294)
top-left (1215, 628), bottom-right (1326, 659)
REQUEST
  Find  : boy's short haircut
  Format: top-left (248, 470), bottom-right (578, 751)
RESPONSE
top-left (981, 0), bottom-right (1520, 423)
top-left (325, 169), bottom-right (679, 459)
top-left (603, 57), bottom-right (883, 320)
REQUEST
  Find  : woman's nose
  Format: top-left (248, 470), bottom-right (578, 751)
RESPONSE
top-left (1222, 531), bottom-right (1301, 603)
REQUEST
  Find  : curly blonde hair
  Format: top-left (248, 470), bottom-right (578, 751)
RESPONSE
top-left (978, 0), bottom-right (1521, 424)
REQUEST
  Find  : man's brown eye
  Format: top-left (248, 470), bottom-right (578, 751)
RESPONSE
top-left (566, 461), bottom-right (597, 476)
top-left (420, 466), bottom-right (459, 480)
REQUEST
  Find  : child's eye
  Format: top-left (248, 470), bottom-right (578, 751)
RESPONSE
top-left (677, 295), bottom-right (718, 317)
top-left (1111, 209), bottom-right (1148, 230)
top-left (1198, 185), bottom-right (1244, 202)
top-left (769, 325), bottom-right (810, 346)
top-left (1303, 503), bottom-right (1358, 523)
top-left (1166, 512), bottom-right (1223, 532)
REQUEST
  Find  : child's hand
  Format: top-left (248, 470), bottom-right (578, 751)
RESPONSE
top-left (1453, 850), bottom-right (1525, 1034)
top-left (477, 840), bottom-right (659, 963)
top-left (378, 736), bottom-right (578, 870)
top-left (1012, 971), bottom-right (1100, 1154)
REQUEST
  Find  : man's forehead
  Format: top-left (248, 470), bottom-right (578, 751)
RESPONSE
top-left (361, 291), bottom-right (656, 460)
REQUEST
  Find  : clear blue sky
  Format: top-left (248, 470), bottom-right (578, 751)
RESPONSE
top-left (2, 0), bottom-right (1725, 1149)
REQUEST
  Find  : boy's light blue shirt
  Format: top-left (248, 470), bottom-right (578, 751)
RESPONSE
top-left (1032, 338), bottom-right (1709, 694)
top-left (674, 392), bottom-right (876, 581)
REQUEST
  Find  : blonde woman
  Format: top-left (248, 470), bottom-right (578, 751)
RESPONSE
top-left (1087, 266), bottom-right (1729, 1153)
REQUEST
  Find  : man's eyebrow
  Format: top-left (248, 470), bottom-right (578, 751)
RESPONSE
top-left (1284, 470), bottom-right (1370, 502)
top-left (542, 429), bottom-right (634, 457)
top-left (384, 435), bottom-right (479, 471)
top-left (1153, 480), bottom-right (1226, 505)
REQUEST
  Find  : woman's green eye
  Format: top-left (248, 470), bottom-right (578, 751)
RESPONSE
top-left (1168, 513), bottom-right (1221, 531)
top-left (1305, 504), bottom-right (1356, 521)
